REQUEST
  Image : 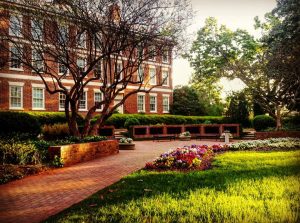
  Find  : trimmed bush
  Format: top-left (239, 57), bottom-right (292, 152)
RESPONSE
top-left (0, 112), bottom-right (41, 138)
top-left (103, 114), bottom-right (226, 128)
top-left (124, 118), bottom-right (140, 129)
top-left (253, 115), bottom-right (276, 131)
top-left (42, 123), bottom-right (70, 140)
top-left (27, 112), bottom-right (84, 125)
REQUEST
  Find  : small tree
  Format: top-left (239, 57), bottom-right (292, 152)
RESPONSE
top-left (0, 0), bottom-right (192, 136)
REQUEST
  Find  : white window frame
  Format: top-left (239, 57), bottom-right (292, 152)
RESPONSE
top-left (9, 44), bottom-right (23, 71)
top-left (137, 93), bottom-right (145, 113)
top-left (163, 94), bottom-right (170, 113)
top-left (94, 89), bottom-right (103, 112)
top-left (77, 31), bottom-right (87, 49)
top-left (149, 67), bottom-right (156, 85)
top-left (162, 70), bottom-right (169, 86)
top-left (78, 89), bottom-right (88, 111)
top-left (137, 65), bottom-right (144, 83)
top-left (162, 49), bottom-right (169, 63)
top-left (9, 82), bottom-right (24, 110)
top-left (149, 94), bottom-right (157, 113)
top-left (32, 49), bottom-right (44, 73)
top-left (58, 24), bottom-right (68, 43)
top-left (31, 19), bottom-right (43, 41)
top-left (94, 60), bottom-right (102, 77)
top-left (116, 62), bottom-right (123, 81)
top-left (32, 84), bottom-right (45, 110)
top-left (77, 57), bottom-right (86, 74)
top-left (9, 15), bottom-right (22, 37)
top-left (148, 46), bottom-right (156, 61)
top-left (59, 92), bottom-right (66, 111)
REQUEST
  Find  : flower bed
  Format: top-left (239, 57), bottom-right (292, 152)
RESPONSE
top-left (145, 144), bottom-right (227, 171)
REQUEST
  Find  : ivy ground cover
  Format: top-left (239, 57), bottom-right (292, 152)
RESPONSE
top-left (46, 150), bottom-right (300, 223)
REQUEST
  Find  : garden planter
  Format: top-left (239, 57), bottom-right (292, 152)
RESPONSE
top-left (119, 143), bottom-right (136, 150)
top-left (179, 136), bottom-right (191, 141)
top-left (48, 140), bottom-right (119, 166)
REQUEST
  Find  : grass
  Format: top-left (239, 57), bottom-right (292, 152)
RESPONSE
top-left (46, 151), bottom-right (300, 223)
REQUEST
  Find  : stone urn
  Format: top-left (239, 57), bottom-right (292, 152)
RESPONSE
top-left (179, 131), bottom-right (191, 141)
top-left (119, 143), bottom-right (136, 150)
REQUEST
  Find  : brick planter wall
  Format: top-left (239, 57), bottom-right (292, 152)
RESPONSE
top-left (255, 131), bottom-right (300, 140)
top-left (48, 140), bottom-right (119, 166)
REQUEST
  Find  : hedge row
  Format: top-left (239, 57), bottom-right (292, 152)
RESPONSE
top-left (26, 111), bottom-right (84, 125)
top-left (103, 114), bottom-right (228, 129)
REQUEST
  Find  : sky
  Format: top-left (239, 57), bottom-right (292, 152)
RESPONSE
top-left (172, 0), bottom-right (277, 97)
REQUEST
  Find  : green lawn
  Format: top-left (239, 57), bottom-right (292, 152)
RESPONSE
top-left (46, 151), bottom-right (300, 223)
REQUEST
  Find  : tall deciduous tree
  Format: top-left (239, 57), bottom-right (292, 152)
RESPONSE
top-left (185, 14), bottom-right (299, 130)
top-left (0, 0), bottom-right (192, 136)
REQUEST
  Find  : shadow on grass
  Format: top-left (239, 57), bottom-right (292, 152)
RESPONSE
top-left (45, 151), bottom-right (300, 222)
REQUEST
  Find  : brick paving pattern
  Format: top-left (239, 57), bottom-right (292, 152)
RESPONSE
top-left (0, 140), bottom-right (225, 223)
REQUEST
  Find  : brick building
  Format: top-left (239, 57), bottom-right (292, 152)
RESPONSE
top-left (0, 1), bottom-right (173, 115)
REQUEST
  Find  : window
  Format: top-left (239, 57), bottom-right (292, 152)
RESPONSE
top-left (163, 96), bottom-right (170, 113)
top-left (94, 60), bottom-right (102, 77)
top-left (32, 50), bottom-right (44, 72)
top-left (162, 49), bottom-right (169, 63)
top-left (10, 45), bottom-right (22, 70)
top-left (162, 70), bottom-right (169, 86)
top-left (32, 19), bottom-right (43, 40)
top-left (150, 95), bottom-right (157, 112)
top-left (59, 93), bottom-right (66, 110)
top-left (9, 15), bottom-right (22, 37)
top-left (79, 91), bottom-right (87, 110)
top-left (94, 91), bottom-right (103, 111)
top-left (148, 46), bottom-right (156, 61)
top-left (137, 94), bottom-right (145, 112)
top-left (149, 68), bottom-right (156, 85)
top-left (94, 33), bottom-right (101, 49)
top-left (77, 31), bottom-right (86, 48)
top-left (137, 65), bottom-right (144, 83)
top-left (77, 58), bottom-right (86, 74)
top-left (32, 87), bottom-right (44, 109)
top-left (115, 62), bottom-right (123, 81)
top-left (59, 63), bottom-right (68, 75)
top-left (9, 84), bottom-right (23, 109)
top-left (58, 25), bottom-right (68, 43)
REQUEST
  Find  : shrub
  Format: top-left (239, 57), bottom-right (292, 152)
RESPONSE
top-left (0, 139), bottom-right (41, 165)
top-left (0, 111), bottom-right (41, 138)
top-left (42, 123), bottom-right (70, 140)
top-left (124, 118), bottom-right (140, 129)
top-left (283, 115), bottom-right (300, 130)
top-left (27, 112), bottom-right (84, 125)
top-left (253, 115), bottom-right (276, 131)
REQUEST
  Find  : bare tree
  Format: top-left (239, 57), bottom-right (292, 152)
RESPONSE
top-left (0, 0), bottom-right (193, 136)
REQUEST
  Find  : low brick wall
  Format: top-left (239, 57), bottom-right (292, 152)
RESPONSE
top-left (255, 131), bottom-right (300, 140)
top-left (48, 140), bottom-right (119, 166)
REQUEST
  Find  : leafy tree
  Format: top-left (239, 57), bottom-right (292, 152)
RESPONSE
top-left (170, 86), bottom-right (206, 116)
top-left (226, 91), bottom-right (250, 127)
top-left (0, 0), bottom-right (192, 136)
top-left (185, 14), bottom-right (299, 130)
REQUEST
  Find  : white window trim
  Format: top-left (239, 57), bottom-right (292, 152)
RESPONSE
top-left (77, 31), bottom-right (87, 49)
top-left (58, 62), bottom-right (69, 76)
top-left (9, 44), bottom-right (23, 71)
top-left (31, 19), bottom-right (43, 41)
top-left (162, 50), bottom-right (169, 64)
top-left (162, 69), bottom-right (169, 86)
top-left (9, 82), bottom-right (24, 110)
top-left (149, 67), bottom-right (156, 85)
top-left (9, 14), bottom-right (22, 37)
top-left (58, 87), bottom-right (71, 111)
top-left (78, 89), bottom-right (88, 111)
top-left (32, 87), bottom-right (45, 110)
top-left (31, 49), bottom-right (44, 73)
top-left (149, 95), bottom-right (157, 113)
top-left (148, 46), bottom-right (156, 61)
top-left (116, 61), bottom-right (123, 81)
top-left (137, 93), bottom-right (145, 113)
top-left (94, 89), bottom-right (103, 112)
top-left (162, 94), bottom-right (170, 113)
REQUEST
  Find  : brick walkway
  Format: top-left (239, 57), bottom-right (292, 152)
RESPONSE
top-left (0, 140), bottom-right (225, 223)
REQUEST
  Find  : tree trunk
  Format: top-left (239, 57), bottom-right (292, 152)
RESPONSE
top-left (66, 101), bottom-right (81, 137)
top-left (275, 105), bottom-right (282, 131)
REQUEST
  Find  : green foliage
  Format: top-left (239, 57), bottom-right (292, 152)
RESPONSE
top-left (229, 138), bottom-right (300, 151)
top-left (0, 139), bottom-right (41, 165)
top-left (46, 150), bottom-right (300, 223)
top-left (226, 92), bottom-right (251, 127)
top-left (171, 86), bottom-right (206, 116)
top-left (42, 123), bottom-right (70, 140)
top-left (27, 111), bottom-right (84, 125)
top-left (283, 115), bottom-right (300, 130)
top-left (124, 118), bottom-right (140, 129)
top-left (253, 115), bottom-right (276, 131)
top-left (0, 111), bottom-right (41, 139)
top-left (103, 114), bottom-right (226, 128)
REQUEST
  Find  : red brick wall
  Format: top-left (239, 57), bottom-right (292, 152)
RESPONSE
top-left (255, 131), bottom-right (300, 139)
top-left (48, 140), bottom-right (119, 166)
